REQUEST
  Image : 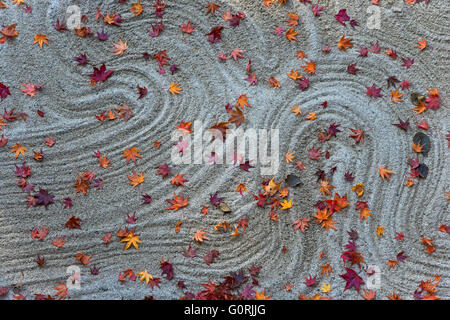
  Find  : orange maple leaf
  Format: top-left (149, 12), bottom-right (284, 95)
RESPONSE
top-left (122, 147), bottom-right (142, 164)
top-left (33, 34), bottom-right (49, 48)
top-left (128, 171), bottom-right (145, 187)
top-left (379, 166), bottom-right (394, 180)
top-left (166, 193), bottom-right (189, 211)
top-left (236, 183), bottom-right (248, 194)
top-left (10, 143), bottom-right (28, 159)
top-left (129, 0), bottom-right (143, 16)
top-left (305, 112), bottom-right (316, 121)
top-left (359, 207), bottom-right (371, 222)
top-left (285, 27), bottom-right (298, 41)
top-left (193, 229), bottom-right (209, 242)
top-left (205, 2), bottom-right (220, 15)
top-left (99, 154), bottom-right (110, 168)
top-left (75, 253), bottom-right (92, 265)
top-left (53, 284), bottom-right (68, 300)
top-left (0, 118), bottom-right (8, 130)
top-left (319, 180), bottom-right (335, 196)
top-left (302, 60), bottom-right (316, 74)
top-left (312, 209), bottom-right (337, 232)
top-left (320, 264), bottom-right (332, 276)
top-left (416, 37), bottom-right (427, 51)
top-left (52, 236), bottom-right (66, 248)
top-left (236, 94), bottom-right (250, 109)
top-left (285, 152), bottom-right (294, 163)
top-left (171, 173), bottom-right (188, 186)
top-left (362, 289), bottom-right (376, 300)
top-left (337, 35), bottom-right (353, 51)
top-left (1, 24), bottom-right (18, 37)
top-left (412, 141), bottom-right (424, 153)
top-left (255, 289), bottom-right (271, 300)
top-left (391, 89), bottom-right (404, 103)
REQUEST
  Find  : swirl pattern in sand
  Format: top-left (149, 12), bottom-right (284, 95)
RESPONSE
top-left (0, 0), bottom-right (448, 299)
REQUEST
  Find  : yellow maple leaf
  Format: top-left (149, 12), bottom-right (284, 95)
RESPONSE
top-left (321, 282), bottom-right (331, 293)
top-left (376, 225), bottom-right (385, 238)
top-left (169, 82), bottom-right (183, 95)
top-left (352, 182), bottom-right (364, 197)
top-left (280, 199), bottom-right (293, 210)
top-left (137, 270), bottom-right (153, 285)
top-left (262, 177), bottom-right (281, 196)
top-left (121, 232), bottom-right (141, 250)
top-left (10, 144), bottom-right (28, 159)
top-left (13, 0), bottom-right (24, 7)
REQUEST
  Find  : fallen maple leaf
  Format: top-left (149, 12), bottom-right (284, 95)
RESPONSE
top-left (285, 27), bottom-right (298, 41)
top-left (337, 35), bottom-right (353, 51)
top-left (128, 171), bottom-right (145, 187)
top-left (121, 232), bottom-right (141, 250)
top-left (166, 193), bottom-right (189, 211)
top-left (301, 60), bottom-right (316, 74)
top-left (33, 34), bottom-right (49, 48)
top-left (416, 37), bottom-right (427, 51)
top-left (53, 284), bottom-right (68, 300)
top-left (111, 39), bottom-right (128, 55)
top-left (379, 166), bottom-right (394, 180)
top-left (129, 0), bottom-right (143, 16)
top-left (169, 82), bottom-right (183, 95)
top-left (171, 173), bottom-right (188, 186)
top-left (193, 229), bottom-right (209, 242)
top-left (10, 143), bottom-right (27, 159)
top-left (293, 217), bottom-right (309, 233)
top-left (391, 89), bottom-right (404, 103)
top-left (181, 21), bottom-right (195, 34)
top-left (122, 147), bottom-right (142, 164)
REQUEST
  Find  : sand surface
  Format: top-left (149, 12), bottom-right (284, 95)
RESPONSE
top-left (0, 0), bottom-right (449, 299)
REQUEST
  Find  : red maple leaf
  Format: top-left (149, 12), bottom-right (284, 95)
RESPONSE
top-left (90, 64), bottom-right (114, 82)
